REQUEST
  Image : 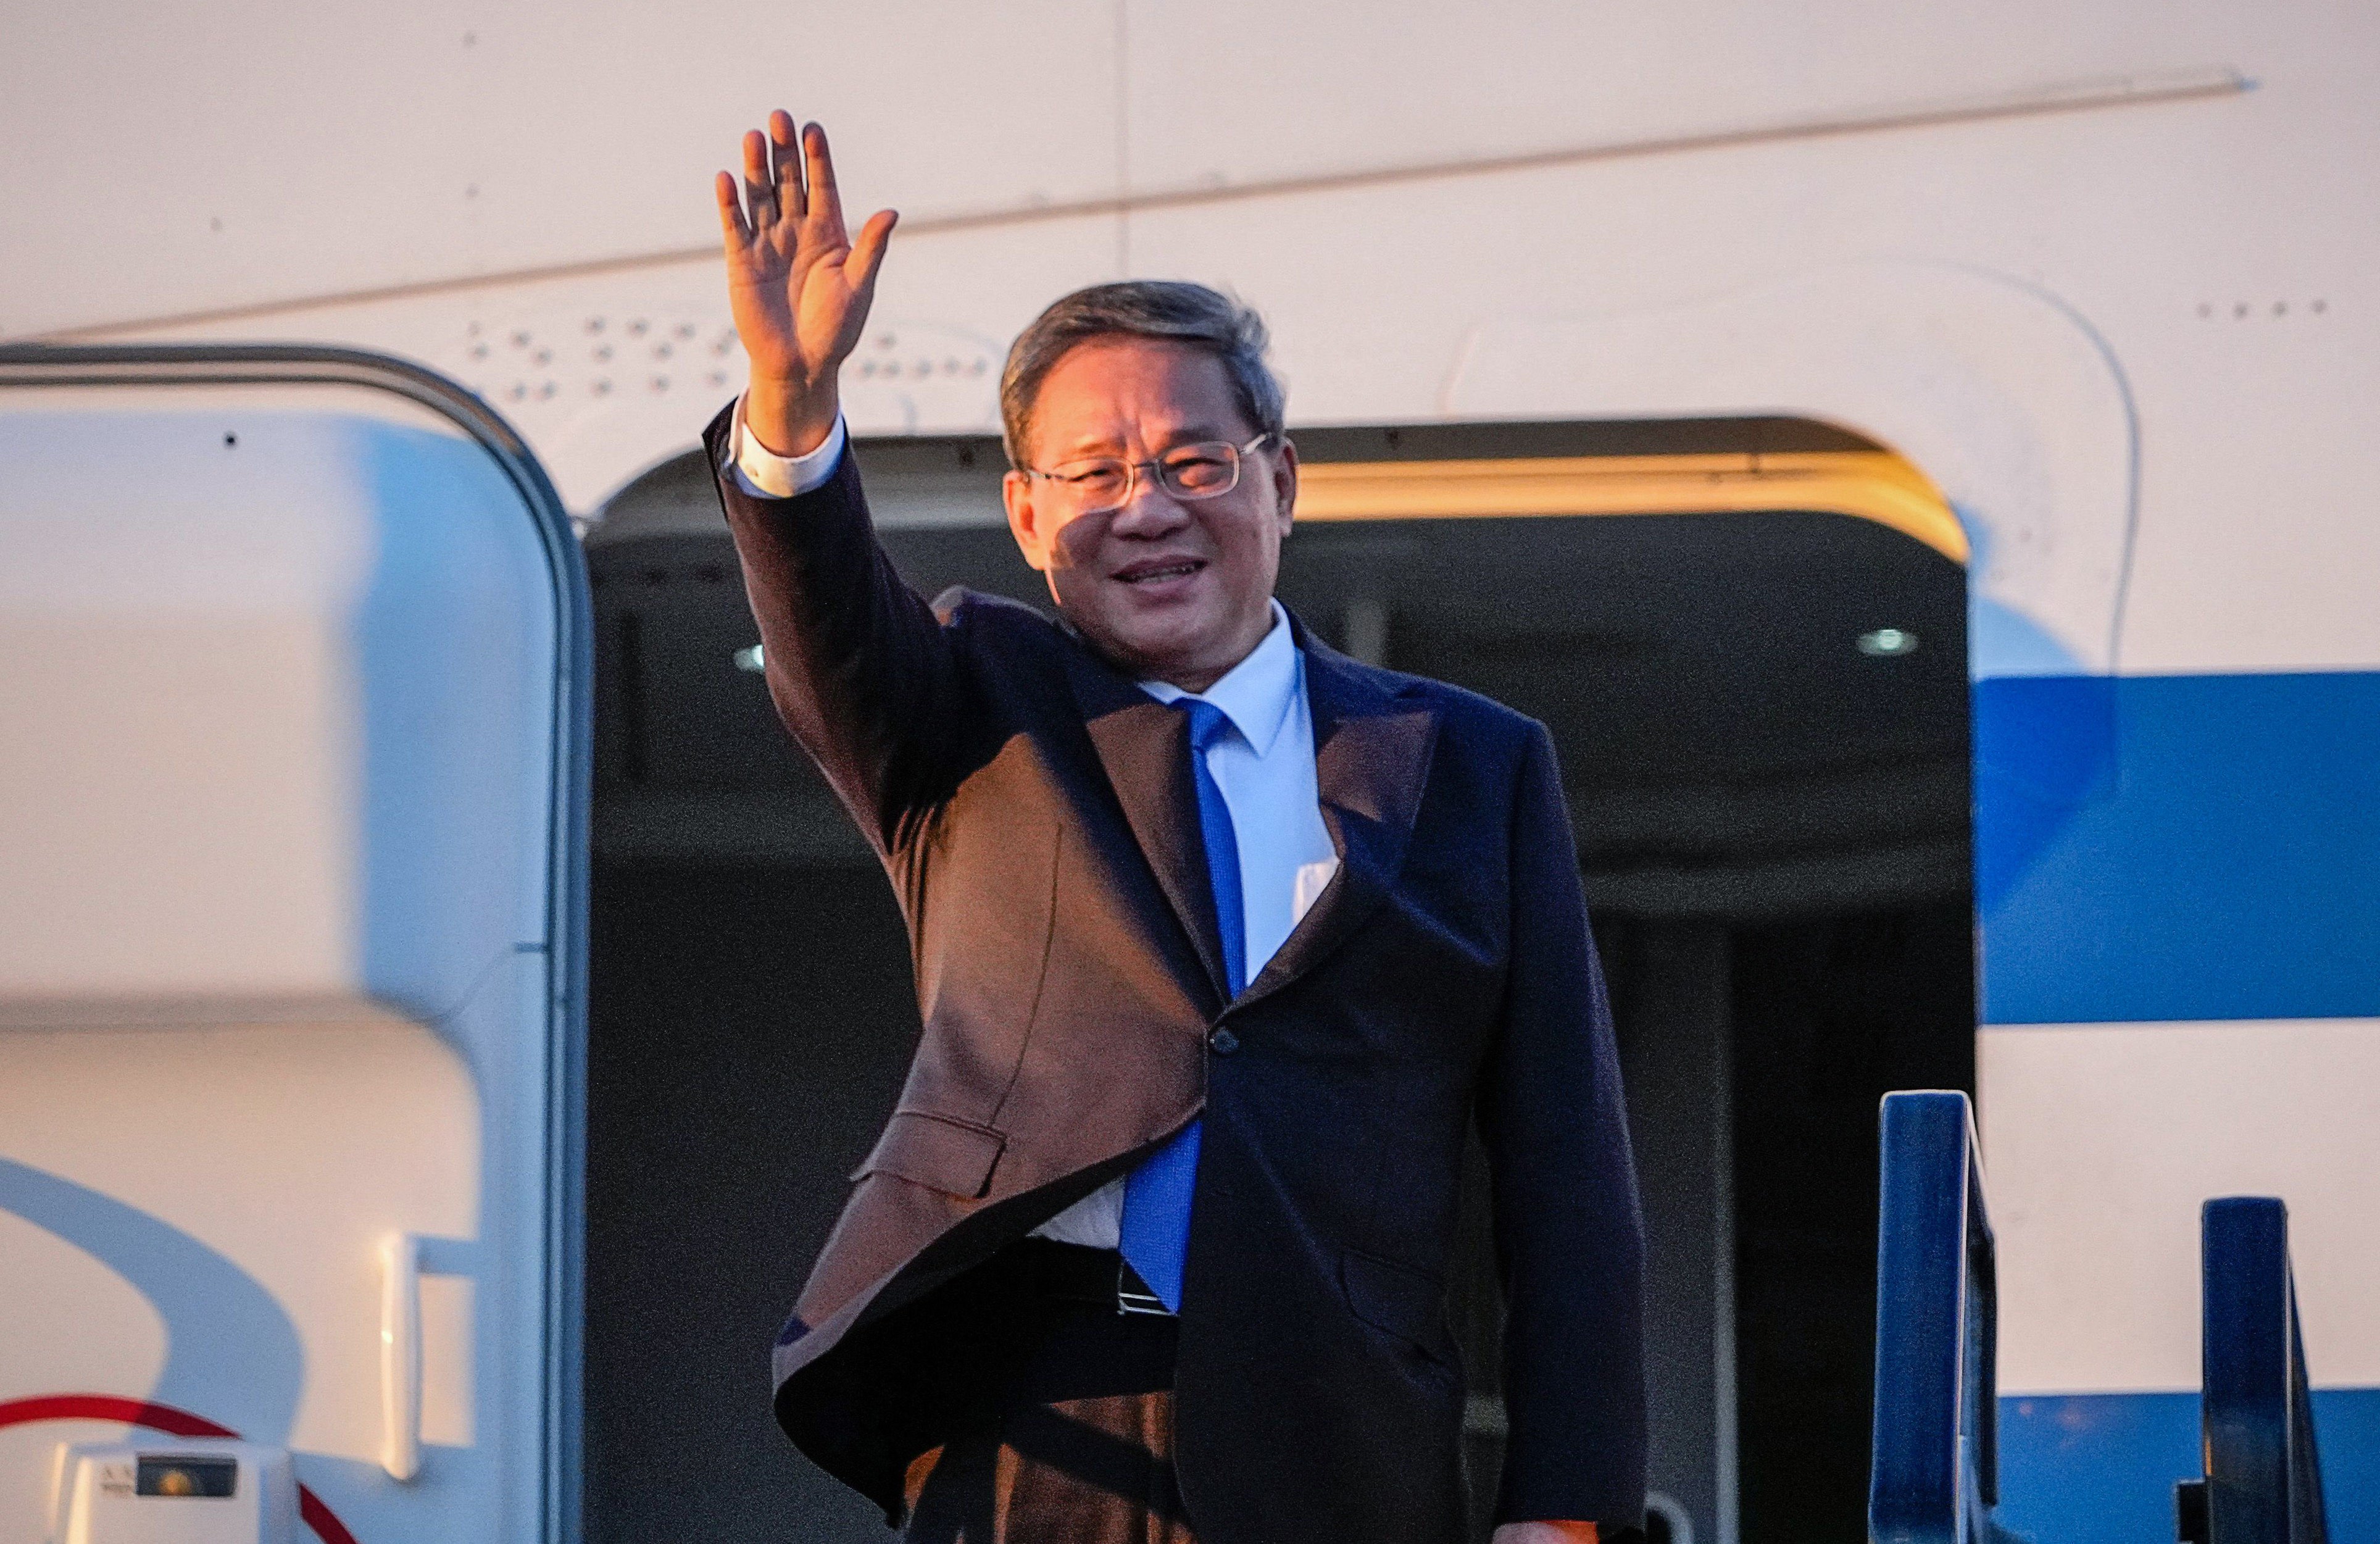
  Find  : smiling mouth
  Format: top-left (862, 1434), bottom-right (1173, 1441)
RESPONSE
top-left (1115, 559), bottom-right (1205, 585)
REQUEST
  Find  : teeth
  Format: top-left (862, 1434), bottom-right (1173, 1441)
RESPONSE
top-left (1126, 563), bottom-right (1199, 582)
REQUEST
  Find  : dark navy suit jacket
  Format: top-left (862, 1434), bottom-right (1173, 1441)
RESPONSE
top-left (706, 404), bottom-right (1646, 1541)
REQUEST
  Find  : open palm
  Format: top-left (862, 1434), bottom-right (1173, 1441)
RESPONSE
top-left (715, 113), bottom-right (896, 451)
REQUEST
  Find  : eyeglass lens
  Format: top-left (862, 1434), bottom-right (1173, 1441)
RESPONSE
top-left (1047, 443), bottom-right (1242, 510)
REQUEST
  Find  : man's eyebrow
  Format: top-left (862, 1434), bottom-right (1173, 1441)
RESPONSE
top-left (1047, 432), bottom-right (1123, 459)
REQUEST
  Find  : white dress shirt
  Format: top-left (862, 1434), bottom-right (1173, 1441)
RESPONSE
top-left (726, 399), bottom-right (846, 498)
top-left (731, 411), bottom-right (1341, 1248)
top-left (1037, 603), bottom-right (1339, 1247)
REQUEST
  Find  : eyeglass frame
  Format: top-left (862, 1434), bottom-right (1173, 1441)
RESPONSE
top-left (1016, 431), bottom-right (1279, 515)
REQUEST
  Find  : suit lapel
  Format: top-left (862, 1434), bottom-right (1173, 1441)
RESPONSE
top-left (1239, 627), bottom-right (1439, 1007)
top-left (1059, 616), bottom-right (1439, 1014)
top-left (1062, 642), bottom-right (1233, 1006)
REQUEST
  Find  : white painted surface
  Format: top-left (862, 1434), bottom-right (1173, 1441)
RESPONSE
top-left (417, 1275), bottom-right (476, 1450)
top-left (0, 391), bottom-right (560, 1017)
top-left (0, 608), bottom-right (357, 1004)
top-left (1118, 1), bottom-right (2250, 196)
top-left (14, 4), bottom-right (2369, 670)
top-left (1, 1), bottom-right (1122, 338)
top-left (0, 380), bottom-right (567, 1543)
top-left (0, 1019), bottom-right (478, 1515)
top-left (0, 1211), bottom-right (167, 1407)
top-left (98, 211), bottom-right (1125, 513)
top-left (1979, 1019), bottom-right (2380, 1394)
top-left (0, 411), bottom-right (374, 1003)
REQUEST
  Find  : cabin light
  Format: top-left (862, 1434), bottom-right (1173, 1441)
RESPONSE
top-left (733, 645), bottom-right (765, 673)
top-left (1857, 627), bottom-right (1918, 657)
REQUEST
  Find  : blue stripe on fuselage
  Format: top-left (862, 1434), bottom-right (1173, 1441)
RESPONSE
top-left (1974, 672), bottom-right (2380, 1025)
top-left (1996, 1388), bottom-right (2380, 1543)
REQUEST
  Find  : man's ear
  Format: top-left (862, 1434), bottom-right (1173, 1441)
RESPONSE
top-left (1270, 436), bottom-right (1300, 536)
top-left (1003, 470), bottom-right (1053, 573)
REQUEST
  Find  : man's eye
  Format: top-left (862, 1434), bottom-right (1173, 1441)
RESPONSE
top-left (1166, 454), bottom-right (1233, 490)
top-left (1057, 465), bottom-right (1123, 488)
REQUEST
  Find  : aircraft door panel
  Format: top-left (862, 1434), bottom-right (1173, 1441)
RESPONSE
top-left (0, 347), bottom-right (589, 1544)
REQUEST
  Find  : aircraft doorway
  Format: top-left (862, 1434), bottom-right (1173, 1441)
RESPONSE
top-left (582, 417), bottom-right (1974, 1544)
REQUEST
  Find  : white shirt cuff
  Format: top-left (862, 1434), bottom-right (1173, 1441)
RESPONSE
top-left (725, 396), bottom-right (846, 499)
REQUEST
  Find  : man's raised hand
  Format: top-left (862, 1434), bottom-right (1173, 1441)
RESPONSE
top-left (715, 112), bottom-right (897, 459)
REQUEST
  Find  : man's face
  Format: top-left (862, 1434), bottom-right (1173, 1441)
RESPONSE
top-left (1002, 338), bottom-right (1297, 691)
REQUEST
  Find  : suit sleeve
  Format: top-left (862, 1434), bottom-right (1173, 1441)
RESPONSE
top-left (702, 401), bottom-right (967, 855)
top-left (1475, 719), bottom-right (1648, 1527)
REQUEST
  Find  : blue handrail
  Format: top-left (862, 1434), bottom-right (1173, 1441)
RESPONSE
top-left (2182, 1197), bottom-right (2329, 1544)
top-left (1869, 1090), bottom-right (2005, 1544)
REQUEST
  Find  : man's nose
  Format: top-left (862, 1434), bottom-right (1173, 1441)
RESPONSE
top-left (1107, 470), bottom-right (1191, 535)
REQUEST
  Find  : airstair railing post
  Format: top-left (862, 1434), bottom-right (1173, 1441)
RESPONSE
top-left (2198, 1196), bottom-right (2328, 1544)
top-left (1869, 1090), bottom-right (1995, 1544)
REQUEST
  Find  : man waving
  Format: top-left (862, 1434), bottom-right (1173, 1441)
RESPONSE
top-left (707, 111), bottom-right (1645, 1544)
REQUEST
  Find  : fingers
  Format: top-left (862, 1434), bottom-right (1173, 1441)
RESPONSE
top-left (770, 110), bottom-right (806, 222)
top-left (803, 122), bottom-right (841, 235)
top-left (846, 208), bottom-right (899, 295)
top-left (725, 112), bottom-right (857, 249)
top-left (741, 128), bottom-right (777, 230)
top-left (714, 170), bottom-right (752, 248)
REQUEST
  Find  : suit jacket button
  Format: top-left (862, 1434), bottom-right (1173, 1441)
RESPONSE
top-left (1209, 1027), bottom-right (1240, 1055)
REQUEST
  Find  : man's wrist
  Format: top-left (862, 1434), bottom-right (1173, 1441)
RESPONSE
top-left (743, 375), bottom-right (841, 461)
top-left (729, 399), bottom-right (847, 500)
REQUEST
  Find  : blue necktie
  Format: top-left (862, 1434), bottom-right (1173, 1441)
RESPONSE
top-left (1119, 698), bottom-right (1244, 1314)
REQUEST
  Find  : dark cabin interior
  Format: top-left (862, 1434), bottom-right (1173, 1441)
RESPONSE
top-left (581, 417), bottom-right (1975, 1544)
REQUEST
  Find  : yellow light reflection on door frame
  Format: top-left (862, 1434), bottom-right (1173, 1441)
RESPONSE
top-left (1293, 450), bottom-right (1966, 564)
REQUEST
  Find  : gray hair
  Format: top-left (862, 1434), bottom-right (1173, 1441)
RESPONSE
top-left (999, 281), bottom-right (1287, 467)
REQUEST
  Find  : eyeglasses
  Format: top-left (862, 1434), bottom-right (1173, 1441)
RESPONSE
top-left (1021, 432), bottom-right (1274, 515)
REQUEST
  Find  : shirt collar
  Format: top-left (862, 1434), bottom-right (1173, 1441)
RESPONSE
top-left (1137, 599), bottom-right (1302, 757)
